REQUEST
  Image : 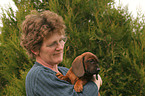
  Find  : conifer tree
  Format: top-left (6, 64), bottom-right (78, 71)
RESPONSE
top-left (0, 0), bottom-right (145, 95)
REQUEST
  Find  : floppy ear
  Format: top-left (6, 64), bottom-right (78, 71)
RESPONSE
top-left (72, 56), bottom-right (85, 77)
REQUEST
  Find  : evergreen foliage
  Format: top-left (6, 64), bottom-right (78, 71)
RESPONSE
top-left (0, 0), bottom-right (145, 95)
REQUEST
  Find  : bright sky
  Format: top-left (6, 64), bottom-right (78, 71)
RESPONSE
top-left (114, 0), bottom-right (145, 18)
top-left (0, 0), bottom-right (145, 28)
top-left (0, 0), bottom-right (17, 27)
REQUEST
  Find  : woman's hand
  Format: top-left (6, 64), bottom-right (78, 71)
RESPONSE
top-left (92, 74), bottom-right (102, 90)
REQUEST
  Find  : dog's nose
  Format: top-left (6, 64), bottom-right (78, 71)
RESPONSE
top-left (97, 68), bottom-right (100, 71)
top-left (96, 68), bottom-right (100, 74)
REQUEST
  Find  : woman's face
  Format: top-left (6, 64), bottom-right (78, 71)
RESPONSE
top-left (36, 33), bottom-right (67, 65)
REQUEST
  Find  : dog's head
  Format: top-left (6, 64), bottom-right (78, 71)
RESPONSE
top-left (72, 52), bottom-right (100, 77)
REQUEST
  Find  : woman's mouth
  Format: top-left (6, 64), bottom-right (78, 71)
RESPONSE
top-left (54, 52), bottom-right (63, 55)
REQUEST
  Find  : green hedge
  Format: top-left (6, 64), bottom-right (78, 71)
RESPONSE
top-left (0, 0), bottom-right (145, 95)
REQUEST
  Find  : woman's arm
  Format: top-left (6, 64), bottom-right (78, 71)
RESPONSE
top-left (34, 70), bottom-right (99, 96)
top-left (26, 65), bottom-right (101, 96)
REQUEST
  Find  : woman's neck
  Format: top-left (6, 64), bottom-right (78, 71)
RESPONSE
top-left (36, 57), bottom-right (60, 73)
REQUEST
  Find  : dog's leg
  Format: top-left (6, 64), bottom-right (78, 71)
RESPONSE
top-left (98, 92), bottom-right (100, 96)
top-left (56, 73), bottom-right (64, 79)
top-left (74, 78), bottom-right (88, 92)
top-left (74, 79), bottom-right (83, 92)
top-left (56, 73), bottom-right (71, 82)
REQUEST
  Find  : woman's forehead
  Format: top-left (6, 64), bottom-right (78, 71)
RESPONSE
top-left (45, 29), bottom-right (65, 38)
top-left (44, 33), bottom-right (65, 42)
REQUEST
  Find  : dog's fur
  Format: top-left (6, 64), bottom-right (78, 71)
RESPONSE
top-left (56, 52), bottom-right (100, 95)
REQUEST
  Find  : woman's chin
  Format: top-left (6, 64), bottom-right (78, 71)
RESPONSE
top-left (54, 58), bottom-right (63, 64)
top-left (52, 53), bottom-right (63, 64)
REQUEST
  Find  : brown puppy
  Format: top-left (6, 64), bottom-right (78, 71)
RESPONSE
top-left (56, 52), bottom-right (100, 94)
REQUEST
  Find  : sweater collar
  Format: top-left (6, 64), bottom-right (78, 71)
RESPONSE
top-left (34, 62), bottom-right (64, 75)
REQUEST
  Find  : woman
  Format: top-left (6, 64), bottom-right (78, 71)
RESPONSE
top-left (21, 10), bottom-right (102, 96)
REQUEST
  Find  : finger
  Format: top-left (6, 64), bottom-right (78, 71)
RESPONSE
top-left (97, 74), bottom-right (102, 86)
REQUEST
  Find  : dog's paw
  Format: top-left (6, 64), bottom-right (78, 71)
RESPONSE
top-left (56, 73), bottom-right (61, 77)
top-left (56, 73), bottom-right (71, 83)
top-left (56, 73), bottom-right (64, 79)
top-left (74, 83), bottom-right (83, 92)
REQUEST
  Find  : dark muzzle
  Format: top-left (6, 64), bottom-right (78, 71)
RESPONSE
top-left (96, 68), bottom-right (100, 74)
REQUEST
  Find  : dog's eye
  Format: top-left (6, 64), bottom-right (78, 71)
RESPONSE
top-left (88, 59), bottom-right (95, 63)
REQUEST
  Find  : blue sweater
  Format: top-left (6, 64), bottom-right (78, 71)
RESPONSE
top-left (25, 62), bottom-right (99, 96)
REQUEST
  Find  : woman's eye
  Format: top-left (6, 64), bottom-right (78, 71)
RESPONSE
top-left (61, 37), bottom-right (67, 42)
top-left (59, 38), bottom-right (67, 43)
top-left (46, 37), bottom-right (67, 47)
top-left (59, 39), bottom-right (64, 43)
top-left (47, 42), bottom-right (57, 47)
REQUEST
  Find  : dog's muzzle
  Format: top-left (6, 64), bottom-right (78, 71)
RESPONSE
top-left (96, 68), bottom-right (100, 74)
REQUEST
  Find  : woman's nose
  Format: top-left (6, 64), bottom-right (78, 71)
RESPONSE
top-left (56, 43), bottom-right (64, 50)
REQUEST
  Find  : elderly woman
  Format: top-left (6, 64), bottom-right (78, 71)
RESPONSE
top-left (21, 10), bottom-right (102, 96)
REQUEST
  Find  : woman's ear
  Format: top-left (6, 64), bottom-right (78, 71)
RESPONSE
top-left (31, 50), bottom-right (39, 55)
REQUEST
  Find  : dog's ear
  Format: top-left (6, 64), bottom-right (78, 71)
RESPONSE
top-left (72, 55), bottom-right (85, 77)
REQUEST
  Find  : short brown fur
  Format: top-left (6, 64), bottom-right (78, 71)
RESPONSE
top-left (56, 52), bottom-right (100, 95)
